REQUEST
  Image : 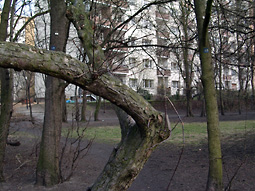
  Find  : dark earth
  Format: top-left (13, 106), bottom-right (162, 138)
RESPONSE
top-left (1, 102), bottom-right (255, 191)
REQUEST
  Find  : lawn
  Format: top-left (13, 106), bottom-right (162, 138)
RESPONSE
top-left (63, 120), bottom-right (255, 145)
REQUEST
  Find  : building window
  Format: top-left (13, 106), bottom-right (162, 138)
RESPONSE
top-left (143, 59), bottom-right (153, 68)
top-left (158, 58), bottom-right (168, 69)
top-left (143, 79), bottom-right (154, 88)
top-left (171, 62), bottom-right (179, 70)
top-left (225, 81), bottom-right (231, 89)
top-left (85, 2), bottom-right (91, 12)
top-left (129, 78), bottom-right (138, 88)
top-left (231, 69), bottom-right (237, 76)
top-left (142, 19), bottom-right (152, 29)
top-left (172, 81), bottom-right (179, 88)
top-left (224, 67), bottom-right (229, 75)
top-left (99, 33), bottom-right (104, 41)
top-left (158, 77), bottom-right (168, 87)
top-left (232, 83), bottom-right (237, 90)
top-left (129, 37), bottom-right (137, 46)
top-left (116, 14), bottom-right (124, 22)
top-left (142, 39), bottom-right (151, 45)
top-left (129, 57), bottom-right (137, 68)
top-left (128, 0), bottom-right (136, 5)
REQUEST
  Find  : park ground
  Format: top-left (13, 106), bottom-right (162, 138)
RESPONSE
top-left (0, 102), bottom-right (255, 191)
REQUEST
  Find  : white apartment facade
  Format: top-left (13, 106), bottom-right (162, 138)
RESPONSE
top-left (5, 0), bottom-right (252, 102)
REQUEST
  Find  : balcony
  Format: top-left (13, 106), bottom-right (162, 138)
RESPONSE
top-left (156, 47), bottom-right (170, 58)
top-left (156, 11), bottom-right (169, 20)
top-left (223, 74), bottom-right (231, 81)
top-left (157, 69), bottom-right (171, 76)
top-left (112, 65), bottom-right (129, 74)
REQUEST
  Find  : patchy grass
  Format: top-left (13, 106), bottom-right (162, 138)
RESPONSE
top-left (62, 126), bottom-right (121, 144)
top-left (62, 120), bottom-right (255, 145)
top-left (168, 120), bottom-right (255, 145)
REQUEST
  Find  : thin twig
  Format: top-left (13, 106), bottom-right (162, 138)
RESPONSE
top-left (165, 96), bottom-right (185, 191)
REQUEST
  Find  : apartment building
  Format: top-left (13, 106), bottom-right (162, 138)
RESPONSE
top-left (6, 0), bottom-right (252, 102)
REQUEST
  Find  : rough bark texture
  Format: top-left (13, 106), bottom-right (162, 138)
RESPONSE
top-left (194, 0), bottom-right (223, 190)
top-left (0, 41), bottom-right (170, 190)
top-left (0, 69), bottom-right (13, 182)
top-left (36, 77), bottom-right (65, 186)
top-left (35, 0), bottom-right (70, 186)
top-left (0, 0), bottom-right (13, 182)
top-left (89, 105), bottom-right (167, 191)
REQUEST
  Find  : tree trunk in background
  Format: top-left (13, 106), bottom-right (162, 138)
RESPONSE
top-left (0, 0), bottom-right (13, 182)
top-left (252, 0), bottom-right (255, 107)
top-left (181, 1), bottom-right (193, 117)
top-left (75, 86), bottom-right (80, 121)
top-left (215, 4), bottom-right (225, 116)
top-left (236, 0), bottom-right (243, 115)
top-left (81, 90), bottom-right (87, 121)
top-left (62, 93), bottom-right (67, 122)
top-left (36, 0), bottom-right (69, 186)
top-left (94, 96), bottom-right (102, 121)
top-left (194, 0), bottom-right (223, 190)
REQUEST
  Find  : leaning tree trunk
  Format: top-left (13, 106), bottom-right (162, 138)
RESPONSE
top-left (0, 0), bottom-right (13, 182)
top-left (89, 103), bottom-right (169, 191)
top-left (194, 0), bottom-right (223, 190)
top-left (36, 0), bottom-right (69, 186)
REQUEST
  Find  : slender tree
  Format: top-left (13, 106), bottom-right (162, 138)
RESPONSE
top-left (0, 0), bottom-right (13, 182)
top-left (194, 0), bottom-right (223, 190)
top-left (36, 0), bottom-right (70, 186)
top-left (180, 1), bottom-right (194, 117)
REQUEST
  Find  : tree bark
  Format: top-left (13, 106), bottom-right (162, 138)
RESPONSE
top-left (0, 0), bottom-right (13, 182)
top-left (89, 105), bottom-right (168, 191)
top-left (194, 0), bottom-right (223, 190)
top-left (36, 77), bottom-right (65, 185)
top-left (36, 0), bottom-right (70, 186)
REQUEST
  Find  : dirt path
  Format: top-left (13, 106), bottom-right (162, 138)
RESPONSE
top-left (1, 103), bottom-right (255, 191)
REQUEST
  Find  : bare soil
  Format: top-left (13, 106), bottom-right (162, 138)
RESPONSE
top-left (1, 103), bottom-right (255, 191)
